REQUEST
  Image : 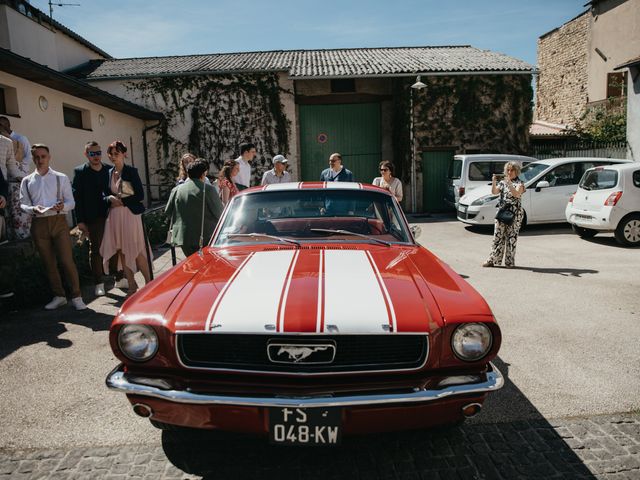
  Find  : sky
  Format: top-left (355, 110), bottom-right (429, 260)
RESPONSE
top-left (30, 0), bottom-right (587, 66)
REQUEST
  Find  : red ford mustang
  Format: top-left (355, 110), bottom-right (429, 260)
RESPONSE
top-left (107, 182), bottom-right (503, 445)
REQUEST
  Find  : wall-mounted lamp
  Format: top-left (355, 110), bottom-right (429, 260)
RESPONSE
top-left (411, 75), bottom-right (427, 90)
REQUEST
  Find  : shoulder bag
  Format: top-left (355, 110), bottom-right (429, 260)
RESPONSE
top-left (495, 183), bottom-right (515, 225)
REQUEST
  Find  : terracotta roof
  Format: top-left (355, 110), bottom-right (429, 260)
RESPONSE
top-left (67, 46), bottom-right (533, 80)
top-left (529, 120), bottom-right (571, 137)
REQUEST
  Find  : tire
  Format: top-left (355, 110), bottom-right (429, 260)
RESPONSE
top-left (572, 224), bottom-right (598, 239)
top-left (614, 214), bottom-right (640, 247)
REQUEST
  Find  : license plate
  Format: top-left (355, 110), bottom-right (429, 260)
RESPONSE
top-left (575, 214), bottom-right (592, 221)
top-left (269, 407), bottom-right (341, 445)
top-left (459, 205), bottom-right (468, 214)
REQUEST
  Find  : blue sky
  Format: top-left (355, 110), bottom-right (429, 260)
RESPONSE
top-left (31, 0), bottom-right (586, 65)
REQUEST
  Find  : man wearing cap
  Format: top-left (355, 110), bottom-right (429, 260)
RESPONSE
top-left (261, 155), bottom-right (292, 185)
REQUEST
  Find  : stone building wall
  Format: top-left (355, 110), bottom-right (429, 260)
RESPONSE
top-left (535, 11), bottom-right (590, 126)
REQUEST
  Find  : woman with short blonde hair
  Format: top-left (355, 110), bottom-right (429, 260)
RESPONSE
top-left (483, 161), bottom-right (526, 268)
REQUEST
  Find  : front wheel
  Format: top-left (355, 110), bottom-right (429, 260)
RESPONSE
top-left (572, 225), bottom-right (597, 239)
top-left (614, 214), bottom-right (640, 247)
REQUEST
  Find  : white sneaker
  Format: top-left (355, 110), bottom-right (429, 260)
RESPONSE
top-left (115, 278), bottom-right (129, 290)
top-left (94, 283), bottom-right (106, 296)
top-left (71, 297), bottom-right (88, 311)
top-left (45, 296), bottom-right (67, 310)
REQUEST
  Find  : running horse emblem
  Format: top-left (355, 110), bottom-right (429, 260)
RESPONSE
top-left (277, 345), bottom-right (329, 363)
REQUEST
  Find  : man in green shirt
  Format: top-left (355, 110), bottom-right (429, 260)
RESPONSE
top-left (165, 158), bottom-right (223, 257)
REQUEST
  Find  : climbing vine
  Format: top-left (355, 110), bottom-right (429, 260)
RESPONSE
top-left (125, 73), bottom-right (292, 197)
top-left (392, 75), bottom-right (533, 179)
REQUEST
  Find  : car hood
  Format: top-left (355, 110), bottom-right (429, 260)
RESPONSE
top-left (460, 184), bottom-right (494, 204)
top-left (162, 246), bottom-right (459, 334)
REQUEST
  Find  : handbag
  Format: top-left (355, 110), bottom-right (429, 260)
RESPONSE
top-left (118, 180), bottom-right (135, 198)
top-left (495, 182), bottom-right (515, 225)
top-left (495, 207), bottom-right (515, 225)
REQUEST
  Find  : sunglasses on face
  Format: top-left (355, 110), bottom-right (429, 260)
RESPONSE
top-left (88, 151), bottom-right (102, 157)
top-left (380, 168), bottom-right (389, 172)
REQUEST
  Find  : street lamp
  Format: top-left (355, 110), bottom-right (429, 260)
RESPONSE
top-left (410, 76), bottom-right (426, 212)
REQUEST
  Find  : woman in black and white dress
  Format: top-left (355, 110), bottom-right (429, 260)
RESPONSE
top-left (483, 161), bottom-right (525, 268)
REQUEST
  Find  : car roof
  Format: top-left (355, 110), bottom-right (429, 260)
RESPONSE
top-left (453, 154), bottom-right (536, 161)
top-left (531, 157), bottom-right (631, 167)
top-left (239, 182), bottom-right (392, 196)
top-left (589, 162), bottom-right (639, 172)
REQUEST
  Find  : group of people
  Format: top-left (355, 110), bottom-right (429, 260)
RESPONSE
top-left (0, 138), bottom-right (152, 310)
top-left (0, 132), bottom-right (411, 309)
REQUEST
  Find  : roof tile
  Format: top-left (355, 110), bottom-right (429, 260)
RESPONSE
top-left (70, 46), bottom-right (533, 80)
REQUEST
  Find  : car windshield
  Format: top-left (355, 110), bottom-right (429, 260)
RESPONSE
top-left (214, 190), bottom-right (412, 246)
top-left (580, 169), bottom-right (618, 190)
top-left (520, 162), bottom-right (551, 183)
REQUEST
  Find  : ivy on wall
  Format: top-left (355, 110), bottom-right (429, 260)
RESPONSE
top-left (126, 73), bottom-right (292, 197)
top-left (392, 75), bottom-right (533, 178)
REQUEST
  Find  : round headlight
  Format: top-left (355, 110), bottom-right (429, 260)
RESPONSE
top-left (451, 323), bottom-right (493, 361)
top-left (471, 195), bottom-right (498, 206)
top-left (118, 325), bottom-right (158, 362)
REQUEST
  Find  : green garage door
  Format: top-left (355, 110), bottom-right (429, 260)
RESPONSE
top-left (299, 103), bottom-right (381, 182)
top-left (422, 150), bottom-right (454, 212)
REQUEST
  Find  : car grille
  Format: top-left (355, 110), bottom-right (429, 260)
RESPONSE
top-left (177, 334), bottom-right (428, 373)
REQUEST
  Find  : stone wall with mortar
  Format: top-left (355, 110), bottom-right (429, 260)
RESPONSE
top-left (536, 12), bottom-right (590, 126)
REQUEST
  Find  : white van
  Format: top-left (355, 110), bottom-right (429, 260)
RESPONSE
top-left (445, 154), bottom-right (536, 207)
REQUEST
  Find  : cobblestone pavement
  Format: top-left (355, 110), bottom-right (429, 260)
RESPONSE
top-left (1, 413), bottom-right (639, 479)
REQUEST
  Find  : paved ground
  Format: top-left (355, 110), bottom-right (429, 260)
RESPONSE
top-left (1, 414), bottom-right (639, 479)
top-left (1, 218), bottom-right (639, 479)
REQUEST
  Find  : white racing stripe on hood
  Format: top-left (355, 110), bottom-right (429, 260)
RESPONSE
top-left (207, 250), bottom-right (297, 332)
top-left (323, 250), bottom-right (391, 333)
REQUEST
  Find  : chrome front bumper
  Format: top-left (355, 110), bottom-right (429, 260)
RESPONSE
top-left (106, 363), bottom-right (504, 408)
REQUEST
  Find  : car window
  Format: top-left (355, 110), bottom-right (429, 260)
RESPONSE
top-left (449, 159), bottom-right (462, 179)
top-left (633, 170), bottom-right (640, 188)
top-left (520, 162), bottom-right (550, 183)
top-left (542, 163), bottom-right (581, 187)
top-left (468, 162), bottom-right (506, 181)
top-left (580, 169), bottom-right (618, 190)
top-left (214, 190), bottom-right (412, 246)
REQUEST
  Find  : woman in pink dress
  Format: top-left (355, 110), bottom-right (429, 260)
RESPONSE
top-left (100, 141), bottom-right (151, 295)
top-left (218, 160), bottom-right (239, 205)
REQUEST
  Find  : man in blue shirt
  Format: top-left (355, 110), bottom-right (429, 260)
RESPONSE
top-left (320, 153), bottom-right (354, 182)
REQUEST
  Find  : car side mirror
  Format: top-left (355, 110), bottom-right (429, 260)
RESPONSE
top-left (535, 180), bottom-right (550, 192)
top-left (410, 225), bottom-right (422, 240)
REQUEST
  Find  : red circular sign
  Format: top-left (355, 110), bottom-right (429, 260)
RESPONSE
top-left (317, 133), bottom-right (328, 144)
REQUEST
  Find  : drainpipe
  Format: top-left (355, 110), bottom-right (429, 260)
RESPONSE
top-left (142, 121), bottom-right (162, 208)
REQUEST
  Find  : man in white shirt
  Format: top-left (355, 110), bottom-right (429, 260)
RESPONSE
top-left (0, 116), bottom-right (31, 173)
top-left (20, 144), bottom-right (87, 310)
top-left (261, 155), bottom-right (292, 185)
top-left (234, 143), bottom-right (257, 190)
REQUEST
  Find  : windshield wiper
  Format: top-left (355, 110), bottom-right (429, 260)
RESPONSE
top-left (226, 233), bottom-right (300, 246)
top-left (309, 228), bottom-right (391, 246)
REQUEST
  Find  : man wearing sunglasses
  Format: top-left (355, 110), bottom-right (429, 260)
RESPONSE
top-left (72, 141), bottom-right (122, 296)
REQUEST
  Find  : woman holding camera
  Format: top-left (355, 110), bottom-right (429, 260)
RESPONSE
top-left (483, 161), bottom-right (525, 268)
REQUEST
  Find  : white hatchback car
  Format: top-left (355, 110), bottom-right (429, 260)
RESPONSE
top-left (566, 163), bottom-right (640, 246)
top-left (457, 157), bottom-right (631, 226)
